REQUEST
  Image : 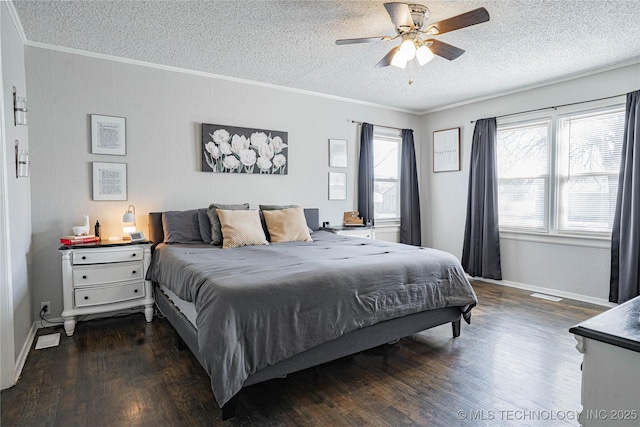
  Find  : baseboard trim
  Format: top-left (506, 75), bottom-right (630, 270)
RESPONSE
top-left (470, 277), bottom-right (616, 308)
top-left (14, 322), bottom-right (37, 384)
top-left (35, 308), bottom-right (145, 330)
top-left (35, 316), bottom-right (65, 329)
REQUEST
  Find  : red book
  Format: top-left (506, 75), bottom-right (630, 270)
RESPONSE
top-left (60, 236), bottom-right (100, 245)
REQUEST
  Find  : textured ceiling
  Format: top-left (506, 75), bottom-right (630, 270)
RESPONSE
top-left (11, 0), bottom-right (640, 113)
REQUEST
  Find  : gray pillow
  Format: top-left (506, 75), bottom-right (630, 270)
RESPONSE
top-left (258, 204), bottom-right (298, 211)
top-left (162, 210), bottom-right (203, 244)
top-left (207, 203), bottom-right (250, 245)
top-left (198, 208), bottom-right (212, 244)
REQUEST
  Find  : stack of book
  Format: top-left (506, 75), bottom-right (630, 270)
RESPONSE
top-left (60, 235), bottom-right (100, 245)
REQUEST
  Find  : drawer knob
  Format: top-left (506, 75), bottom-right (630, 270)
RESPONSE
top-left (131, 253), bottom-right (136, 257)
top-left (84, 296), bottom-right (89, 300)
top-left (82, 256), bottom-right (86, 260)
top-left (82, 275), bottom-right (87, 279)
top-left (132, 270), bottom-right (136, 274)
top-left (134, 289), bottom-right (138, 293)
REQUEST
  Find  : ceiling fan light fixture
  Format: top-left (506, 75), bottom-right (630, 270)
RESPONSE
top-left (399, 37), bottom-right (416, 61)
top-left (390, 51), bottom-right (408, 69)
top-left (416, 44), bottom-right (434, 66)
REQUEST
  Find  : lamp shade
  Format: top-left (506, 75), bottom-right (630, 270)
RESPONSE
top-left (390, 51), bottom-right (408, 69)
top-left (15, 97), bottom-right (27, 126)
top-left (399, 38), bottom-right (416, 61)
top-left (122, 205), bottom-right (136, 239)
top-left (17, 150), bottom-right (30, 177)
top-left (416, 45), bottom-right (434, 66)
top-left (123, 211), bottom-right (135, 223)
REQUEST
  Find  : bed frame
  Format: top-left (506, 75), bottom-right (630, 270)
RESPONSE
top-left (149, 209), bottom-right (464, 419)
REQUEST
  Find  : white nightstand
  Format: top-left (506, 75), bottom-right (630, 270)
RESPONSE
top-left (59, 241), bottom-right (154, 336)
top-left (570, 297), bottom-right (640, 426)
top-left (325, 226), bottom-right (375, 239)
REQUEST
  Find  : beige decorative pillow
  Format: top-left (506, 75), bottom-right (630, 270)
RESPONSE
top-left (262, 207), bottom-right (313, 243)
top-left (217, 209), bottom-right (269, 249)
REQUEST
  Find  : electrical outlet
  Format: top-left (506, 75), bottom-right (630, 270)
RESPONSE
top-left (40, 301), bottom-right (50, 316)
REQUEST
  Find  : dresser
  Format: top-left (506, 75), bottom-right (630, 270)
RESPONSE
top-left (569, 296), bottom-right (640, 426)
top-left (323, 226), bottom-right (375, 239)
top-left (59, 241), bottom-right (154, 336)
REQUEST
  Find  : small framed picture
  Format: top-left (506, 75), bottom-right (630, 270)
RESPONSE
top-left (92, 162), bottom-right (127, 201)
top-left (433, 128), bottom-right (460, 172)
top-left (91, 114), bottom-right (126, 155)
top-left (329, 139), bottom-right (347, 168)
top-left (129, 231), bottom-right (146, 242)
top-left (328, 172), bottom-right (347, 200)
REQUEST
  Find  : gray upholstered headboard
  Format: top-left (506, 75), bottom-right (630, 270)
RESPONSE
top-left (149, 208), bottom-right (320, 251)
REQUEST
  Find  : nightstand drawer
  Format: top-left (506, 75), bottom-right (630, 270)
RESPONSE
top-left (346, 230), bottom-right (373, 239)
top-left (73, 248), bottom-right (143, 265)
top-left (75, 281), bottom-right (145, 307)
top-left (73, 261), bottom-right (143, 286)
top-left (335, 228), bottom-right (374, 239)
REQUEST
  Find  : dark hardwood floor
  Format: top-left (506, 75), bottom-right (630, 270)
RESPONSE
top-left (1, 281), bottom-right (604, 427)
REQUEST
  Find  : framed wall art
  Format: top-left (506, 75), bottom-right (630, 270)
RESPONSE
top-left (328, 172), bottom-right (347, 200)
top-left (329, 139), bottom-right (347, 167)
top-left (92, 162), bottom-right (127, 201)
top-left (91, 115), bottom-right (126, 155)
top-left (433, 127), bottom-right (460, 172)
top-left (202, 123), bottom-right (288, 174)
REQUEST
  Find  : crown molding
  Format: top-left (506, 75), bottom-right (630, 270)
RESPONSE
top-left (24, 41), bottom-right (420, 116)
top-left (5, 2), bottom-right (27, 44)
top-left (419, 57), bottom-right (640, 115)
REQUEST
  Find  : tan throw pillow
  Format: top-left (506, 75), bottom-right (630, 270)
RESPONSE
top-left (217, 209), bottom-right (269, 249)
top-left (262, 207), bottom-right (313, 243)
top-left (207, 203), bottom-right (250, 246)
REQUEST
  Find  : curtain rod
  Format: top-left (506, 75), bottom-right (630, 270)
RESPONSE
top-left (470, 93), bottom-right (627, 123)
top-left (350, 120), bottom-right (405, 132)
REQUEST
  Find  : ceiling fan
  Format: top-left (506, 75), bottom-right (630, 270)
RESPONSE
top-left (336, 2), bottom-right (490, 82)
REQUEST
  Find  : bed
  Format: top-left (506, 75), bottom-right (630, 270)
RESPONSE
top-left (147, 208), bottom-right (477, 419)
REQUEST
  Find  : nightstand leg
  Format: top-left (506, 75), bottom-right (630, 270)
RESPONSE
top-left (64, 316), bottom-right (76, 336)
top-left (144, 304), bottom-right (153, 322)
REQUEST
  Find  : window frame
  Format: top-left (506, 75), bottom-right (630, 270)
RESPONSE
top-left (496, 118), bottom-right (552, 233)
top-left (555, 106), bottom-right (625, 237)
top-left (496, 96), bottom-right (625, 245)
top-left (372, 128), bottom-right (402, 223)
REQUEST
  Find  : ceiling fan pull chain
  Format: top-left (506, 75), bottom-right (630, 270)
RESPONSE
top-left (408, 60), bottom-right (414, 85)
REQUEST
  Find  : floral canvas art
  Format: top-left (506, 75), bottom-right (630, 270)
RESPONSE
top-left (202, 124), bottom-right (288, 175)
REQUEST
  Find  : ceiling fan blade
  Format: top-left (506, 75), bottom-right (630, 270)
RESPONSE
top-left (384, 2), bottom-right (414, 31)
top-left (336, 36), bottom-right (389, 45)
top-left (375, 46), bottom-right (400, 68)
top-left (424, 7), bottom-right (490, 35)
top-left (427, 39), bottom-right (465, 60)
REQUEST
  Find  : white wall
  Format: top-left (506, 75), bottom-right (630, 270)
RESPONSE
top-left (25, 46), bottom-right (421, 320)
top-left (421, 63), bottom-right (640, 302)
top-left (1, 2), bottom-right (33, 389)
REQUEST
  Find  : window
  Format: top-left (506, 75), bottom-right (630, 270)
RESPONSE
top-left (497, 120), bottom-right (550, 231)
top-left (557, 109), bottom-right (624, 233)
top-left (373, 129), bottom-right (401, 221)
top-left (496, 103), bottom-right (624, 237)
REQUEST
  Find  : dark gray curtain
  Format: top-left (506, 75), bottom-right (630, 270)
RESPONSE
top-left (610, 90), bottom-right (640, 304)
top-left (400, 129), bottom-right (421, 246)
top-left (357, 123), bottom-right (375, 225)
top-left (462, 118), bottom-right (502, 280)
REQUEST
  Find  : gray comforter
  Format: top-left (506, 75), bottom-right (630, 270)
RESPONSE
top-left (147, 231), bottom-right (477, 406)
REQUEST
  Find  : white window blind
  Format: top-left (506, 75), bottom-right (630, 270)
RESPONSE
top-left (373, 129), bottom-right (401, 221)
top-left (496, 120), bottom-right (550, 231)
top-left (557, 107), bottom-right (625, 234)
top-left (496, 101), bottom-right (625, 239)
